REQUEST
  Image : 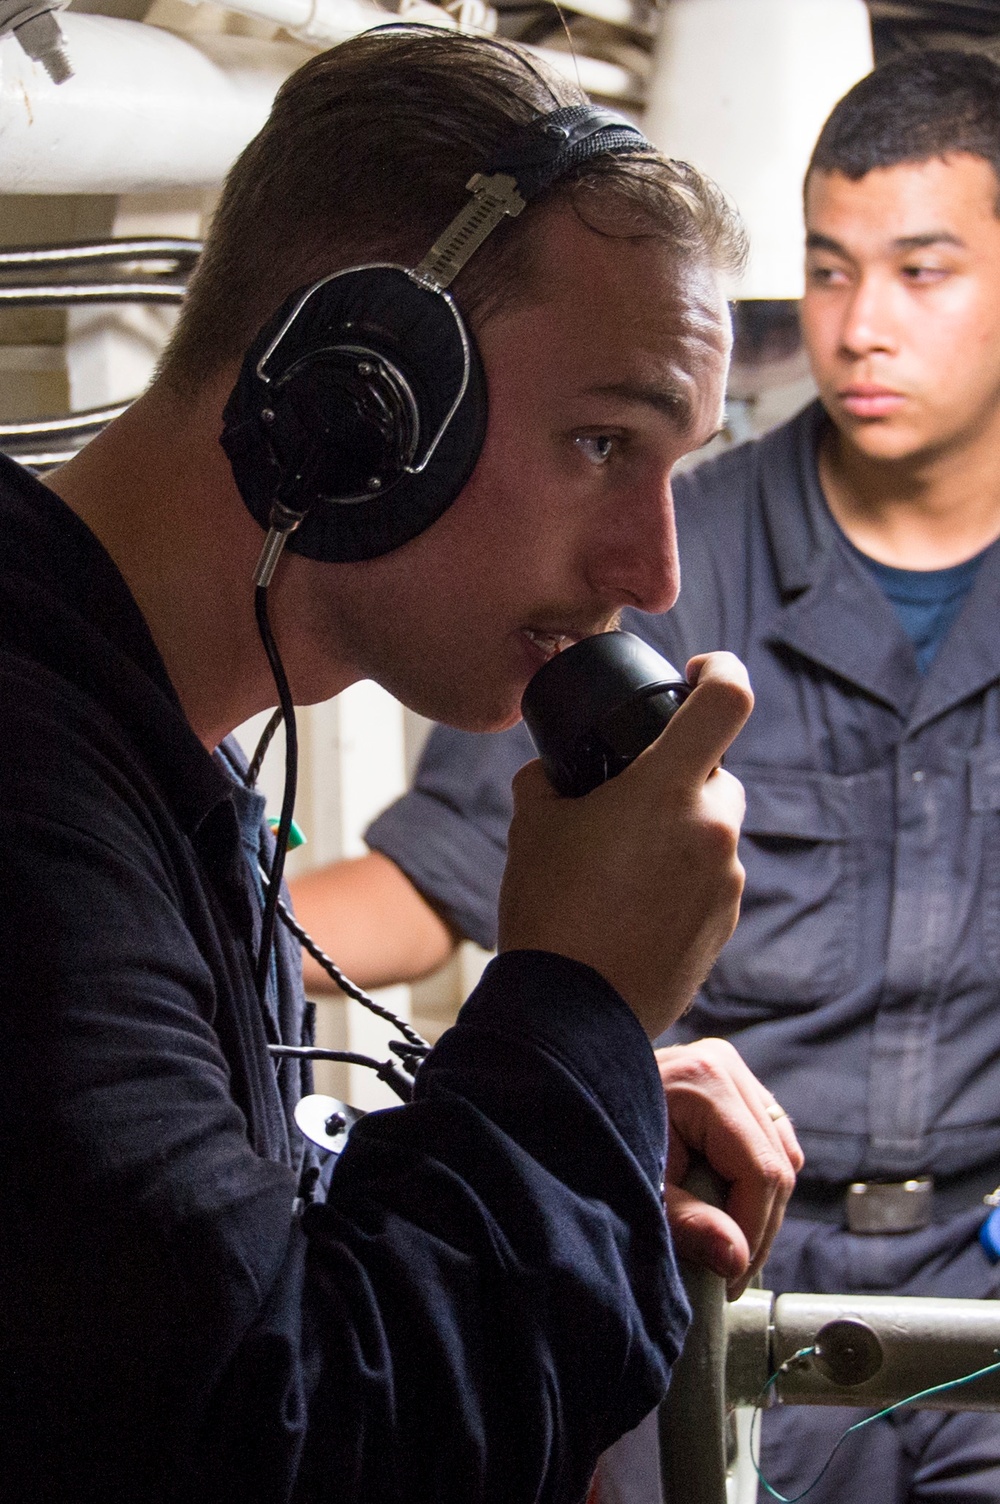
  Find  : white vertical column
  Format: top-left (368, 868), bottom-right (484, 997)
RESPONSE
top-left (645, 0), bottom-right (873, 299)
top-left (298, 685), bottom-right (411, 1110)
top-left (64, 301), bottom-right (179, 407)
top-left (240, 684), bottom-right (412, 1112)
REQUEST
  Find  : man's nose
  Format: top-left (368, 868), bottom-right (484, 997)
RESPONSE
top-left (839, 273), bottom-right (899, 359)
top-left (590, 475), bottom-right (680, 616)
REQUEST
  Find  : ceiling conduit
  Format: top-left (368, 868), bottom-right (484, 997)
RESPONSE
top-left (0, 3), bottom-right (638, 197)
top-left (0, 16), bottom-right (313, 192)
top-left (0, 238), bottom-right (198, 465)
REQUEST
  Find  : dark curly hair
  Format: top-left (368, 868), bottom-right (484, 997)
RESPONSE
top-left (808, 48), bottom-right (1000, 203)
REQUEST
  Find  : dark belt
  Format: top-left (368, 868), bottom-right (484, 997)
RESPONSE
top-left (788, 1165), bottom-right (1000, 1234)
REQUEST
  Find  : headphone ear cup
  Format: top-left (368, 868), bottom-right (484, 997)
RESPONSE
top-left (268, 346), bottom-right (419, 504)
top-left (221, 267), bottom-right (488, 564)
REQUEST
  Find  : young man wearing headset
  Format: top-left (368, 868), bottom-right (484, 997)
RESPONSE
top-left (293, 49), bottom-right (1000, 1501)
top-left (0, 27), bottom-right (801, 1504)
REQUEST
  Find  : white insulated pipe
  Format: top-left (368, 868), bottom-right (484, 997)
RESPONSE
top-left (0, 8), bottom-right (638, 195)
top-left (0, 15), bottom-right (312, 193)
top-left (645, 0), bottom-right (873, 299)
top-left (169, 0), bottom-right (638, 99)
top-left (170, 0), bottom-right (460, 48)
top-left (531, 44), bottom-right (637, 106)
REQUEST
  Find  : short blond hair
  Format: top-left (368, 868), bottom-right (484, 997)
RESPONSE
top-left (161, 28), bottom-right (745, 395)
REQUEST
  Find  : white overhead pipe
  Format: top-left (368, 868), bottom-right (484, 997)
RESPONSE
top-left (644, 0), bottom-right (873, 299)
top-left (531, 43), bottom-right (638, 105)
top-left (171, 0), bottom-right (464, 48)
top-left (171, 0), bottom-right (638, 98)
top-left (0, 5), bottom-right (639, 195)
top-left (0, 15), bottom-right (313, 191)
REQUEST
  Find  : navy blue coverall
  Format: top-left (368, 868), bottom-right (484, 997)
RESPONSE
top-left (367, 401), bottom-right (1000, 1501)
top-left (0, 456), bottom-right (689, 1504)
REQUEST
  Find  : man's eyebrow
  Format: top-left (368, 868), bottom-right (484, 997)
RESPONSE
top-left (891, 231), bottom-right (965, 252)
top-left (585, 381), bottom-right (694, 428)
top-left (806, 230), bottom-right (966, 255)
top-left (805, 232), bottom-right (847, 256)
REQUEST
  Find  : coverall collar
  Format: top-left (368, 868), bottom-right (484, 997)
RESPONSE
top-left (758, 401), bottom-right (1000, 731)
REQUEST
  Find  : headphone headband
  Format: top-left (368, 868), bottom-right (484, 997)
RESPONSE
top-left (488, 105), bottom-right (649, 201)
top-left (412, 106), bottom-right (649, 293)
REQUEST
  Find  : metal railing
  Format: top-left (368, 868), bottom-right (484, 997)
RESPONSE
top-left (660, 1169), bottom-right (1000, 1503)
top-left (0, 238), bottom-right (200, 467)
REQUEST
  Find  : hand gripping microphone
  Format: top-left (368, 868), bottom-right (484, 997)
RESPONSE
top-left (520, 630), bottom-right (691, 797)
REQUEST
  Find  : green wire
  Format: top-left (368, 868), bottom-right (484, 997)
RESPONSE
top-left (750, 1345), bottom-right (1000, 1503)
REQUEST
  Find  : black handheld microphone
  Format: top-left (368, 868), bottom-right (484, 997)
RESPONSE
top-left (521, 630), bottom-right (691, 797)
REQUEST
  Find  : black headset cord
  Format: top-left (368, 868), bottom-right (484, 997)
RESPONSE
top-left (243, 680), bottom-right (430, 1060)
top-left (252, 583), bottom-right (298, 1002)
top-left (249, 570), bottom-right (431, 1084)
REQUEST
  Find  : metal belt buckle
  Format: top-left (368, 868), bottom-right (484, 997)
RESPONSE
top-left (846, 1177), bottom-right (933, 1234)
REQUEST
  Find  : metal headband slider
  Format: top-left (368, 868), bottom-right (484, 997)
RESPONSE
top-left (411, 172), bottom-right (525, 293)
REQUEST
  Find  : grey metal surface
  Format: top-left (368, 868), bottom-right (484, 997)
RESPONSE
top-left (0, 281), bottom-right (187, 303)
top-left (660, 1277), bottom-right (1000, 1501)
top-left (0, 237), bottom-right (199, 304)
top-left (0, 402), bottom-right (130, 439)
top-left (0, 237), bottom-right (200, 465)
top-left (0, 0), bottom-right (72, 83)
top-left (659, 1164), bottom-right (730, 1504)
top-left (659, 1255), bottom-right (729, 1504)
top-left (0, 402), bottom-right (132, 468)
top-left (725, 1286), bottom-right (773, 1407)
top-left (845, 1177), bottom-right (933, 1233)
top-left (0, 239), bottom-right (201, 268)
top-left (770, 1293), bottom-right (1000, 1410)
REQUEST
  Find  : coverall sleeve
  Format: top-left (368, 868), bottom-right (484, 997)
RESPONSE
top-left (1, 689), bottom-right (687, 1504)
top-left (365, 720), bottom-right (535, 950)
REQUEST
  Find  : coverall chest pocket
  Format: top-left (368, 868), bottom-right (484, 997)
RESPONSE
top-left (704, 766), bottom-right (859, 1009)
top-left (969, 741), bottom-right (1000, 971)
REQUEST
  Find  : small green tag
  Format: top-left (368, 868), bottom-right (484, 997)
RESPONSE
top-left (268, 816), bottom-right (307, 850)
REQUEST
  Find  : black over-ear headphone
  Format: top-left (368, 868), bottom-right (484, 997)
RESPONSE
top-left (221, 102), bottom-right (650, 568)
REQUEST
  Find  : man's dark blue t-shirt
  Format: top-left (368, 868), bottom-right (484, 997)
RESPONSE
top-left (853, 545), bottom-right (989, 673)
